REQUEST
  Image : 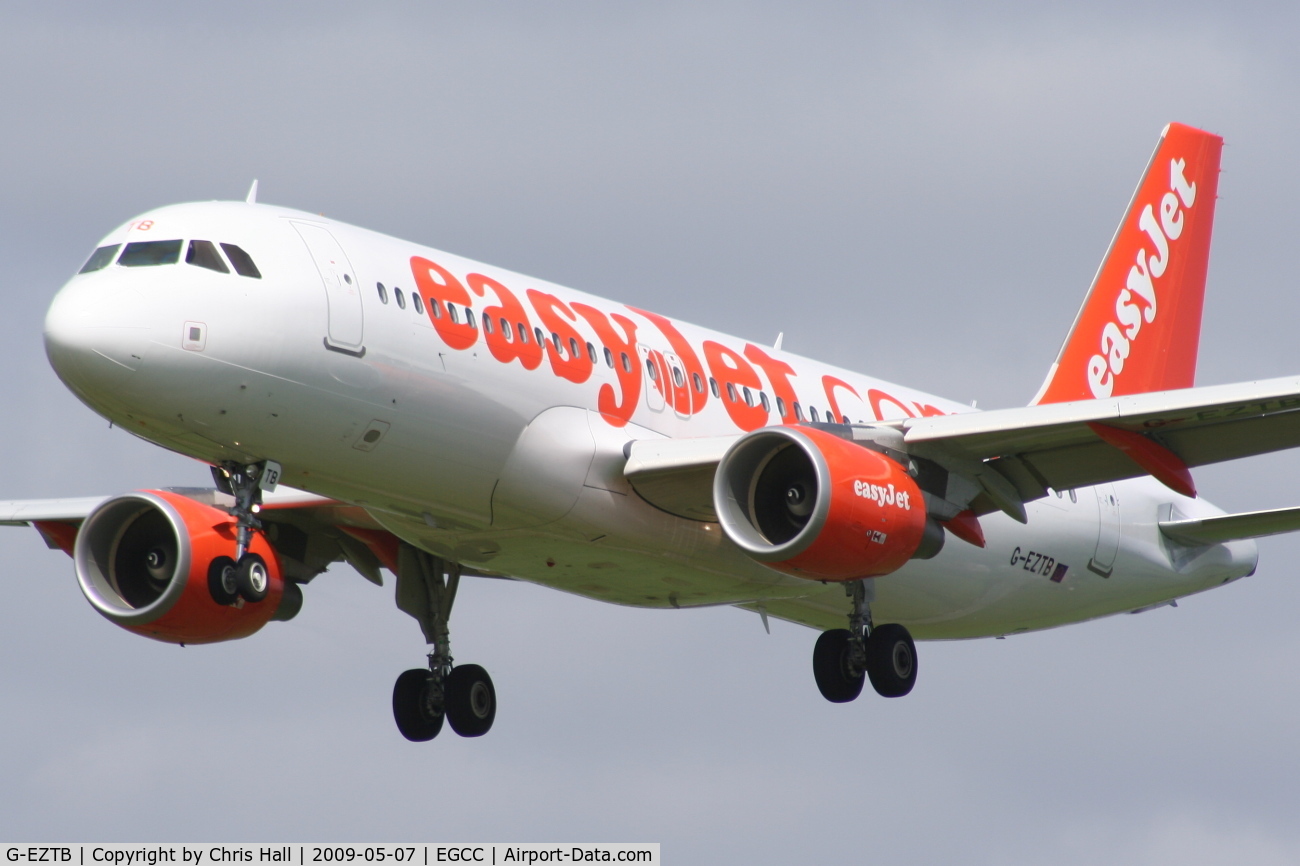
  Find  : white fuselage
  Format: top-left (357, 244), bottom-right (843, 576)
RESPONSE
top-left (42, 201), bottom-right (1258, 639)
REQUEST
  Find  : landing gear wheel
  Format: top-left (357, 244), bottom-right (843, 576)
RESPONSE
top-left (207, 556), bottom-right (238, 605)
top-left (812, 629), bottom-right (865, 703)
top-left (445, 664), bottom-right (496, 737)
top-left (235, 553), bottom-right (269, 602)
top-left (866, 624), bottom-right (917, 698)
top-left (392, 668), bottom-right (444, 741)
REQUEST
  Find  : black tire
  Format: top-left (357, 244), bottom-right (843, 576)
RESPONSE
top-left (812, 628), bottom-right (865, 703)
top-left (445, 664), bottom-right (496, 737)
top-left (235, 553), bottom-right (270, 602)
top-left (207, 556), bottom-right (238, 605)
top-left (392, 668), bottom-right (444, 742)
top-left (866, 623), bottom-right (918, 698)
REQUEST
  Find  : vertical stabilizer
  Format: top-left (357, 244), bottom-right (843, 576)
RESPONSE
top-left (1032, 123), bottom-right (1222, 405)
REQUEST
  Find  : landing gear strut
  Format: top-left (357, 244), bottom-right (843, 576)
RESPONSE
top-left (207, 461), bottom-right (279, 606)
top-left (392, 545), bottom-right (496, 741)
top-left (812, 579), bottom-right (917, 702)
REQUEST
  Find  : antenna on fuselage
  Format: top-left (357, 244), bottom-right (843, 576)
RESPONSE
top-left (773, 332), bottom-right (784, 351)
top-left (245, 179), bottom-right (259, 204)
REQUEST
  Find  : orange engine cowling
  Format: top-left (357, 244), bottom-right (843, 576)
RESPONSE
top-left (74, 490), bottom-right (284, 644)
top-left (713, 426), bottom-right (942, 581)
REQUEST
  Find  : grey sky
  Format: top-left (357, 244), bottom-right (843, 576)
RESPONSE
top-left (3, 3), bottom-right (1300, 862)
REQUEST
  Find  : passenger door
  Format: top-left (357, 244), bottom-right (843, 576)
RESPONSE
top-left (292, 222), bottom-right (364, 355)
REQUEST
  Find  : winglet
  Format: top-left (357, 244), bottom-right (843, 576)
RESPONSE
top-left (1033, 123), bottom-right (1223, 405)
top-left (245, 179), bottom-right (259, 205)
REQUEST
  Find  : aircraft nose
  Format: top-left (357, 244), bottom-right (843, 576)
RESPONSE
top-left (44, 275), bottom-right (153, 394)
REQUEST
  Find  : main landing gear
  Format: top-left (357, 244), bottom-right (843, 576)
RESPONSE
top-left (812, 579), bottom-right (917, 702)
top-left (207, 461), bottom-right (275, 606)
top-left (391, 544), bottom-right (497, 741)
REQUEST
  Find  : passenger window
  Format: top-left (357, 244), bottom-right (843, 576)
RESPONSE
top-left (793, 402), bottom-right (803, 421)
top-left (760, 392), bottom-right (770, 412)
top-left (692, 372), bottom-right (704, 393)
top-left (481, 313), bottom-right (492, 332)
top-left (220, 244), bottom-right (261, 278)
top-left (621, 352), bottom-right (631, 372)
top-left (79, 244), bottom-right (120, 274)
top-left (647, 360), bottom-right (659, 381)
top-left (534, 326), bottom-right (545, 346)
top-left (395, 288), bottom-right (407, 309)
top-left (449, 304), bottom-right (460, 324)
top-left (518, 323), bottom-right (530, 343)
top-left (502, 318), bottom-right (513, 341)
top-left (742, 386), bottom-right (753, 406)
top-left (810, 406), bottom-right (820, 422)
top-left (569, 337), bottom-right (579, 358)
top-left (377, 282), bottom-right (389, 304)
top-left (587, 342), bottom-right (598, 363)
top-left (412, 293), bottom-right (424, 314)
top-left (466, 307), bottom-right (476, 328)
top-left (604, 347), bottom-right (614, 368)
top-left (119, 240), bottom-right (182, 267)
top-left (431, 299), bottom-right (443, 318)
top-left (709, 377), bottom-right (720, 398)
top-left (726, 383), bottom-right (738, 402)
top-left (551, 332), bottom-right (562, 352)
top-left (776, 397), bottom-right (786, 417)
top-left (672, 367), bottom-right (685, 388)
top-left (186, 240), bottom-right (229, 273)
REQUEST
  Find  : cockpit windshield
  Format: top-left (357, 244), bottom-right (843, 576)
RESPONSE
top-left (118, 240), bottom-right (183, 267)
top-left (76, 238), bottom-right (262, 278)
top-left (78, 244), bottom-right (121, 274)
top-left (186, 240), bottom-right (229, 273)
top-left (221, 243), bottom-right (261, 279)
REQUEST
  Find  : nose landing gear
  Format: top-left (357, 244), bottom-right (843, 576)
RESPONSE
top-left (205, 461), bottom-right (280, 606)
top-left (391, 544), bottom-right (497, 741)
top-left (812, 579), bottom-right (918, 702)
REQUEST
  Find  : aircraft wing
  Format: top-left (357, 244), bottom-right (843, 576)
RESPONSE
top-left (0, 486), bottom-right (399, 585)
top-left (903, 375), bottom-right (1300, 517)
top-left (626, 376), bottom-right (1300, 522)
top-left (0, 497), bottom-right (109, 525)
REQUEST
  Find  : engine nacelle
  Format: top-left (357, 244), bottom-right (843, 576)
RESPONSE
top-left (713, 426), bottom-right (940, 581)
top-left (74, 490), bottom-right (284, 644)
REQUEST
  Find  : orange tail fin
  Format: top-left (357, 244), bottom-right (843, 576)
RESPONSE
top-left (1032, 123), bottom-right (1222, 405)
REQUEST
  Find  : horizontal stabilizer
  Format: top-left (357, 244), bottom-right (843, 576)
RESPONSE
top-left (1159, 506), bottom-right (1300, 546)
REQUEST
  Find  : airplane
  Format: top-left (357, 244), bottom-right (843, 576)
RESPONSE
top-left (6, 121), bottom-right (1300, 742)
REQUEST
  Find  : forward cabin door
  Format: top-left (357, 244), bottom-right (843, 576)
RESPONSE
top-left (292, 221), bottom-right (365, 355)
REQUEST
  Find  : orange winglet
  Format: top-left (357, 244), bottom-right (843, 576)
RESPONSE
top-left (1086, 422), bottom-right (1196, 498)
top-left (940, 510), bottom-right (986, 548)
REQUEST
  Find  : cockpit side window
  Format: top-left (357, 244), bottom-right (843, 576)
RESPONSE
top-left (220, 244), bottom-right (261, 279)
top-left (78, 244), bottom-right (121, 274)
top-left (119, 240), bottom-right (183, 267)
top-left (186, 240), bottom-right (230, 273)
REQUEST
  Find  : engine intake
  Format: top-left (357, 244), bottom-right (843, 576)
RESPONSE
top-left (713, 426), bottom-right (941, 581)
top-left (75, 490), bottom-right (284, 644)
